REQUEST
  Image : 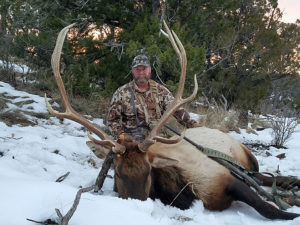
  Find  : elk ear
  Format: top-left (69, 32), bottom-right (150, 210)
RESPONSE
top-left (86, 141), bottom-right (110, 159)
top-left (148, 152), bottom-right (179, 168)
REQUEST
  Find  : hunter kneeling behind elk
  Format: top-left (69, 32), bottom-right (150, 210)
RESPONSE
top-left (46, 22), bottom-right (300, 221)
top-left (106, 54), bottom-right (200, 143)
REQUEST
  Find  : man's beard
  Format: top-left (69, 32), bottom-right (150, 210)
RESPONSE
top-left (134, 75), bottom-right (149, 86)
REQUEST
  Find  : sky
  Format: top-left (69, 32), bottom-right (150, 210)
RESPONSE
top-left (278, 0), bottom-right (300, 23)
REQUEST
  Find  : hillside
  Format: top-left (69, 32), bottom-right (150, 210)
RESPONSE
top-left (1, 80), bottom-right (300, 225)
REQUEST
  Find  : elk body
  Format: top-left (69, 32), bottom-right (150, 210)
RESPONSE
top-left (46, 22), bottom-right (300, 221)
top-left (93, 127), bottom-right (299, 220)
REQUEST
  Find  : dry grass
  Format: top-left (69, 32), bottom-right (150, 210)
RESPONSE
top-left (1, 72), bottom-right (111, 127)
top-left (0, 110), bottom-right (37, 127)
top-left (193, 106), bottom-right (240, 133)
top-left (163, 102), bottom-right (242, 134)
top-left (249, 114), bottom-right (271, 130)
top-left (1, 69), bottom-right (106, 118)
top-left (47, 92), bottom-right (111, 122)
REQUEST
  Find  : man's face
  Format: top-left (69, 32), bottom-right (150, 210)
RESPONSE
top-left (132, 65), bottom-right (151, 86)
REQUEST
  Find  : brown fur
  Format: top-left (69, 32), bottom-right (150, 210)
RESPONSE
top-left (114, 147), bottom-right (152, 200)
top-left (150, 166), bottom-right (196, 209)
top-left (240, 144), bottom-right (259, 171)
top-left (92, 129), bottom-right (300, 220)
top-left (202, 175), bottom-right (235, 211)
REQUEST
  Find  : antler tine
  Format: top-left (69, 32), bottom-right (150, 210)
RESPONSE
top-left (87, 132), bottom-right (116, 150)
top-left (138, 20), bottom-right (198, 152)
top-left (162, 21), bottom-right (187, 99)
top-left (162, 20), bottom-right (182, 64)
top-left (45, 24), bottom-right (125, 154)
top-left (50, 23), bottom-right (75, 111)
top-left (171, 30), bottom-right (187, 98)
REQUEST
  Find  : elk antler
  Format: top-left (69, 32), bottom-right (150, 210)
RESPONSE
top-left (138, 20), bottom-right (198, 152)
top-left (45, 24), bottom-right (125, 154)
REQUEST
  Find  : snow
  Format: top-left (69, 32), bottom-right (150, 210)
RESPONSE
top-left (230, 126), bottom-right (300, 176)
top-left (0, 60), bottom-right (33, 74)
top-left (189, 112), bottom-right (201, 122)
top-left (1, 80), bottom-right (300, 225)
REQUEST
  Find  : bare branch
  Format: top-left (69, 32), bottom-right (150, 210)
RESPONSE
top-left (26, 218), bottom-right (57, 225)
top-left (200, 55), bottom-right (230, 76)
top-left (220, 94), bottom-right (228, 111)
top-left (269, 115), bottom-right (299, 148)
top-left (202, 92), bottom-right (216, 113)
top-left (152, 57), bottom-right (167, 86)
top-left (94, 151), bottom-right (116, 192)
top-left (55, 185), bottom-right (96, 225)
top-left (55, 172), bottom-right (70, 183)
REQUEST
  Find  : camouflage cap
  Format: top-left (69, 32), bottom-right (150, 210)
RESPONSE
top-left (131, 55), bottom-right (150, 68)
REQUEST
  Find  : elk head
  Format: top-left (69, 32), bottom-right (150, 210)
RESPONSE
top-left (45, 21), bottom-right (198, 200)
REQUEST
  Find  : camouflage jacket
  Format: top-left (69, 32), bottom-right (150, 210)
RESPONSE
top-left (106, 80), bottom-right (197, 137)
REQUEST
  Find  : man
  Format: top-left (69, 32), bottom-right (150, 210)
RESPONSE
top-left (107, 55), bottom-right (199, 142)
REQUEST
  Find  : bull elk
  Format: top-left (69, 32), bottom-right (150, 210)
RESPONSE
top-left (45, 22), bottom-right (300, 220)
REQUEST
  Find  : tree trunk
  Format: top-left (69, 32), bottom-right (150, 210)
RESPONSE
top-left (151, 0), bottom-right (160, 14)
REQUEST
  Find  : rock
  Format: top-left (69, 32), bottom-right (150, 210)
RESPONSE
top-left (276, 153), bottom-right (286, 159)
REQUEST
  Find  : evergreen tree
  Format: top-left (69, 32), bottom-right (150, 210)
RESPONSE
top-left (1, 0), bottom-right (299, 113)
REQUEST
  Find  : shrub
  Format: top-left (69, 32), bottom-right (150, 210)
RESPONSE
top-left (268, 115), bottom-right (299, 148)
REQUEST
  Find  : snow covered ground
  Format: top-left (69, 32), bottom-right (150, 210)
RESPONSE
top-left (0, 60), bottom-right (33, 74)
top-left (1, 80), bottom-right (300, 225)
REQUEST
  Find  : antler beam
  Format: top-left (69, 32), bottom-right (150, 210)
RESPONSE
top-left (45, 24), bottom-right (125, 154)
top-left (138, 20), bottom-right (198, 152)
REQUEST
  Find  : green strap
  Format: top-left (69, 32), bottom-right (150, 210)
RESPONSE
top-left (164, 123), bottom-right (292, 210)
top-left (202, 146), bottom-right (246, 170)
top-left (262, 172), bottom-right (285, 210)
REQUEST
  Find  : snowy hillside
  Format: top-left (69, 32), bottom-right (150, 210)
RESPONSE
top-left (1, 80), bottom-right (300, 225)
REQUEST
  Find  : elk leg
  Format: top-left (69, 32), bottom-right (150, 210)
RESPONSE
top-left (252, 173), bottom-right (300, 207)
top-left (226, 179), bottom-right (300, 220)
top-left (253, 173), bottom-right (300, 190)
